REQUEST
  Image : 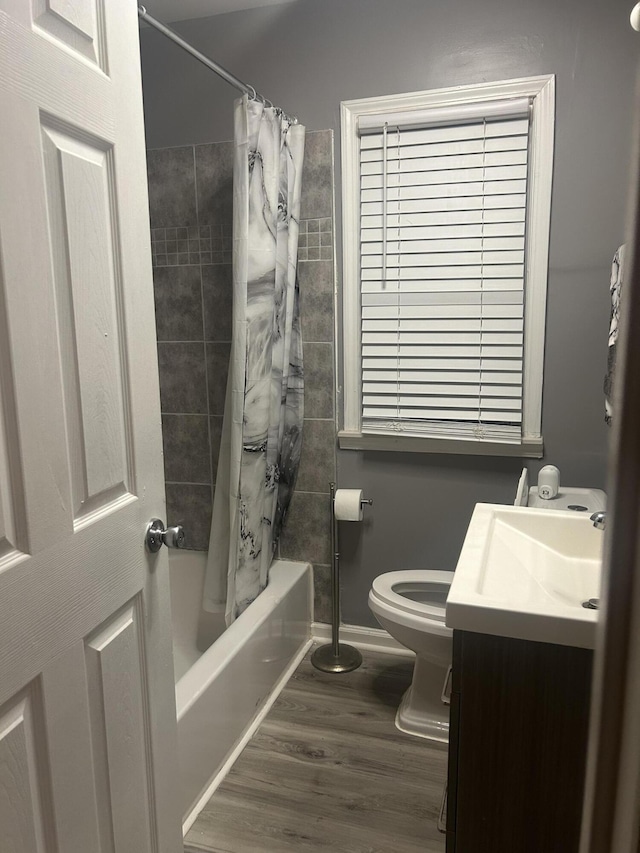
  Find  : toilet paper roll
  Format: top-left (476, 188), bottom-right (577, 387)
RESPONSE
top-left (334, 489), bottom-right (364, 522)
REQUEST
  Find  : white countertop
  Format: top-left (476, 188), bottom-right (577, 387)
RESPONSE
top-left (445, 503), bottom-right (604, 649)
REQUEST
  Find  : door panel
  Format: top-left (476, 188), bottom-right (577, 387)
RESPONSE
top-left (86, 601), bottom-right (154, 853)
top-left (32, 0), bottom-right (103, 68)
top-left (0, 274), bottom-right (27, 560)
top-left (42, 645), bottom-right (101, 852)
top-left (0, 685), bottom-right (56, 853)
top-left (41, 121), bottom-right (133, 521)
top-left (0, 1), bottom-right (182, 850)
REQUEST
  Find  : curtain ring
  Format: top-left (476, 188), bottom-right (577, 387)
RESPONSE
top-left (246, 85), bottom-right (257, 101)
top-left (265, 98), bottom-right (274, 108)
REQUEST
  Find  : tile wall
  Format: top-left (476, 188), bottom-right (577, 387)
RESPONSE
top-left (147, 130), bottom-right (336, 622)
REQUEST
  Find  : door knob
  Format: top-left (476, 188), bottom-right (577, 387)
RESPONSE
top-left (145, 518), bottom-right (186, 552)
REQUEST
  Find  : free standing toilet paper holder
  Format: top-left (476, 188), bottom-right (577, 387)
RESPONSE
top-left (311, 482), bottom-right (373, 674)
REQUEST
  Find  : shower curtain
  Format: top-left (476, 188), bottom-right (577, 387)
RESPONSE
top-left (204, 95), bottom-right (306, 624)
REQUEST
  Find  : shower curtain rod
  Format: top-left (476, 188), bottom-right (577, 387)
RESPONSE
top-left (138, 5), bottom-right (287, 115)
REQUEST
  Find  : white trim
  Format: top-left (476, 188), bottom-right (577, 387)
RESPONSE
top-left (522, 75), bottom-right (555, 439)
top-left (341, 96), bottom-right (362, 435)
top-left (311, 621), bottom-right (415, 657)
top-left (341, 75), bottom-right (556, 118)
top-left (181, 636), bottom-right (314, 836)
top-left (338, 430), bottom-right (544, 457)
top-left (340, 75), bottom-right (555, 453)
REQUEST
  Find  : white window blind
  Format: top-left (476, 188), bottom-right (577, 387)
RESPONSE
top-left (358, 100), bottom-right (531, 443)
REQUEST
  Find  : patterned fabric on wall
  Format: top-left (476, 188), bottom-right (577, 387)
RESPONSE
top-left (204, 95), bottom-right (306, 623)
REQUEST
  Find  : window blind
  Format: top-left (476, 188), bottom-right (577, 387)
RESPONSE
top-left (358, 101), bottom-right (531, 442)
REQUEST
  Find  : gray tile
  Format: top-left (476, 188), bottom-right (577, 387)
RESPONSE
top-left (206, 343), bottom-right (231, 416)
top-left (146, 146), bottom-right (197, 228)
top-left (298, 260), bottom-right (334, 342)
top-left (297, 419), bottom-right (335, 493)
top-left (279, 491), bottom-right (330, 564)
top-left (303, 343), bottom-right (334, 419)
top-left (195, 140), bottom-right (234, 226)
top-left (202, 264), bottom-right (232, 342)
top-left (165, 483), bottom-right (211, 551)
top-left (210, 416), bottom-right (224, 484)
top-left (162, 414), bottom-right (211, 484)
top-left (157, 342), bottom-right (207, 414)
top-left (301, 130), bottom-right (334, 220)
top-left (153, 266), bottom-right (204, 341)
top-left (313, 563), bottom-right (332, 624)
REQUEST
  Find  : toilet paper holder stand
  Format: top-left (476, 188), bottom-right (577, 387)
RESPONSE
top-left (311, 482), bottom-right (373, 674)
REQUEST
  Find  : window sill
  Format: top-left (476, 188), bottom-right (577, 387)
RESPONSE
top-left (337, 430), bottom-right (544, 458)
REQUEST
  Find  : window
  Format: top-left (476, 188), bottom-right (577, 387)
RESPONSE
top-left (340, 76), bottom-right (555, 456)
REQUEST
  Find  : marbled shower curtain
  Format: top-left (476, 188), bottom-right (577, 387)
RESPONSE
top-left (204, 95), bottom-right (305, 624)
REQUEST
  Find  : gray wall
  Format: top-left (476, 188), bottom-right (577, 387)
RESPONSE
top-left (140, 0), bottom-right (638, 627)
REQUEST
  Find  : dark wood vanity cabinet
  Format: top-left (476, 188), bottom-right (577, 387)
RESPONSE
top-left (446, 630), bottom-right (593, 853)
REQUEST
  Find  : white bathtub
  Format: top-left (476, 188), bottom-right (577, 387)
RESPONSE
top-left (168, 551), bottom-right (312, 831)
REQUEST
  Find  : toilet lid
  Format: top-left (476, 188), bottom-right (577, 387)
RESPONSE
top-left (371, 570), bottom-right (453, 622)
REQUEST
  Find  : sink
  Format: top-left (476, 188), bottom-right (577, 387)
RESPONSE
top-left (446, 504), bottom-right (604, 648)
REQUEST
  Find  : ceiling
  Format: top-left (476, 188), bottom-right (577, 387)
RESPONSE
top-left (140, 0), bottom-right (297, 23)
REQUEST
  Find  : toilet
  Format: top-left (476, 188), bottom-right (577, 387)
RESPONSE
top-left (368, 570), bottom-right (453, 742)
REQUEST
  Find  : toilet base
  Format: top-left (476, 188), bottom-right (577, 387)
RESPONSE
top-left (395, 654), bottom-right (450, 743)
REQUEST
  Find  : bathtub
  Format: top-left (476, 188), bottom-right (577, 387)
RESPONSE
top-left (168, 550), bottom-right (312, 832)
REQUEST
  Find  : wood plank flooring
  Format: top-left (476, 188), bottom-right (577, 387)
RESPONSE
top-left (184, 647), bottom-right (447, 853)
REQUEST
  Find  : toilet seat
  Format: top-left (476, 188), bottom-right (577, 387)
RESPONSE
top-left (370, 570), bottom-right (452, 623)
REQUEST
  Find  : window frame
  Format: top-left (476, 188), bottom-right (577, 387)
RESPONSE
top-left (339, 75), bottom-right (555, 457)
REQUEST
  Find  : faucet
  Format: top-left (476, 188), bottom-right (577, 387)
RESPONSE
top-left (590, 511), bottom-right (607, 530)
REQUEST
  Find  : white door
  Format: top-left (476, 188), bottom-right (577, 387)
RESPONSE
top-left (0, 2), bottom-right (182, 851)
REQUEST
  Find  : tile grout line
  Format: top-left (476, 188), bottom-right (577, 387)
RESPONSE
top-left (194, 145), bottom-right (216, 507)
top-left (166, 480), bottom-right (213, 487)
top-left (160, 413), bottom-right (210, 418)
top-left (157, 339), bottom-right (231, 344)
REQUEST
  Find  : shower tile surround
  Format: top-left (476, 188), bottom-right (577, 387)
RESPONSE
top-left (147, 131), bottom-right (336, 619)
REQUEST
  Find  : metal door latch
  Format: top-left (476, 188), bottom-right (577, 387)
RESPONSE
top-left (145, 518), bottom-right (186, 552)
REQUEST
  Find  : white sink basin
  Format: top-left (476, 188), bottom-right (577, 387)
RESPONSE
top-left (446, 504), bottom-right (604, 648)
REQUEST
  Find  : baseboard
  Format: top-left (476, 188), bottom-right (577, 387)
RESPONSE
top-left (181, 636), bottom-right (314, 836)
top-left (311, 621), bottom-right (414, 657)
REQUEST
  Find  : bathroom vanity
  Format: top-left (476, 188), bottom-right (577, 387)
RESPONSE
top-left (445, 629), bottom-right (593, 853)
top-left (445, 502), bottom-right (603, 853)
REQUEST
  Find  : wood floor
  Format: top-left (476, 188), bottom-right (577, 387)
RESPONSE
top-left (184, 646), bottom-right (448, 853)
